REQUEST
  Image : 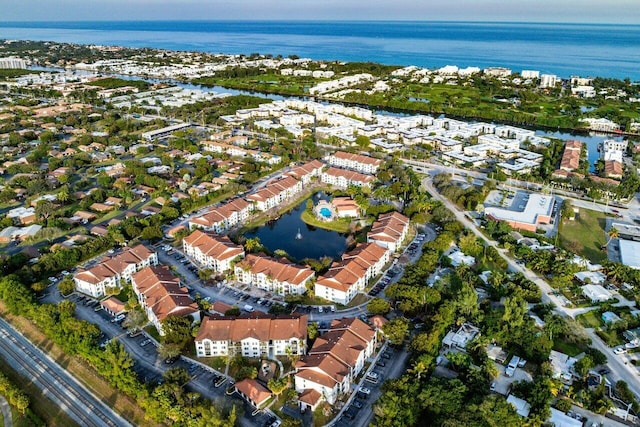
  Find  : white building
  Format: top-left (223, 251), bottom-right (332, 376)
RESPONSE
top-left (581, 284), bottom-right (613, 303)
top-left (182, 230), bottom-right (245, 273)
top-left (295, 318), bottom-right (376, 408)
top-left (73, 245), bottom-right (158, 298)
top-left (195, 314), bottom-right (308, 358)
top-left (235, 254), bottom-right (315, 296)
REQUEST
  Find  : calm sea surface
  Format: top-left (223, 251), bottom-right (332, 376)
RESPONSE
top-left (0, 21), bottom-right (639, 79)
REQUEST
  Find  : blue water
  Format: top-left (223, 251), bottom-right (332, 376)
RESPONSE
top-left (1, 21), bottom-right (639, 79)
top-left (245, 192), bottom-right (347, 261)
top-left (319, 207), bottom-right (332, 218)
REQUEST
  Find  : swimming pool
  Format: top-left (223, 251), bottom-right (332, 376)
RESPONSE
top-left (319, 207), bottom-right (332, 218)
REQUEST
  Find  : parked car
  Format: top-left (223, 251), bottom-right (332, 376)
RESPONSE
top-left (614, 347), bottom-right (627, 354)
top-left (140, 339), bottom-right (152, 347)
top-left (358, 386), bottom-right (371, 395)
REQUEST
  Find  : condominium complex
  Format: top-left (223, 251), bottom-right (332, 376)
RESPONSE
top-left (234, 254), bottom-right (315, 296)
top-left (295, 318), bottom-right (377, 409)
top-left (73, 244), bottom-right (158, 298)
top-left (189, 198), bottom-right (253, 233)
top-left (315, 243), bottom-right (390, 305)
top-left (131, 265), bottom-right (200, 335)
top-left (182, 230), bottom-right (245, 273)
top-left (195, 314), bottom-right (308, 358)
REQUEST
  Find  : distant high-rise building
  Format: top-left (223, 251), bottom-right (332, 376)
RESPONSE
top-left (0, 57), bottom-right (26, 69)
top-left (540, 74), bottom-right (558, 88)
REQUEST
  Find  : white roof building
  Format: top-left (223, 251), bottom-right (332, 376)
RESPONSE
top-left (619, 238), bottom-right (640, 269)
top-left (574, 271), bottom-right (606, 285)
top-left (506, 395), bottom-right (531, 417)
top-left (581, 284), bottom-right (613, 303)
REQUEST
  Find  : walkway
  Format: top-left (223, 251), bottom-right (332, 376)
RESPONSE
top-left (0, 394), bottom-right (11, 427)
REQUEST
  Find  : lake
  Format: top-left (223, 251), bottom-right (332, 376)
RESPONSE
top-left (244, 192), bottom-right (348, 261)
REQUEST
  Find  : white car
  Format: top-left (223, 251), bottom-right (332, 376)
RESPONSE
top-left (358, 386), bottom-right (371, 395)
top-left (614, 347), bottom-right (627, 355)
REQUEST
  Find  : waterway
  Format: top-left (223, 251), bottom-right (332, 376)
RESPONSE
top-left (244, 192), bottom-right (348, 261)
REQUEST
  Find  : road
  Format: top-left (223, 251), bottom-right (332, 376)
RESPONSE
top-left (420, 175), bottom-right (640, 400)
top-left (0, 394), bottom-right (10, 427)
top-left (0, 317), bottom-right (131, 427)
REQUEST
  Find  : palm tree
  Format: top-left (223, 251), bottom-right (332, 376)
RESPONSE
top-left (57, 186), bottom-right (69, 203)
top-left (603, 226), bottom-right (619, 248)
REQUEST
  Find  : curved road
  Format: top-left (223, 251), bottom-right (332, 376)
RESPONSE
top-left (421, 176), bottom-right (640, 400)
top-left (0, 317), bottom-right (130, 427)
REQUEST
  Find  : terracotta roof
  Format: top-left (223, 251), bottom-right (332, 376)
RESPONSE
top-left (183, 230), bottom-right (244, 261)
top-left (298, 388), bottom-right (322, 406)
top-left (210, 301), bottom-right (233, 314)
top-left (195, 314), bottom-right (308, 342)
top-left (296, 318), bottom-right (375, 387)
top-left (604, 160), bottom-right (623, 177)
top-left (332, 151), bottom-right (382, 166)
top-left (191, 198), bottom-right (251, 228)
top-left (235, 379), bottom-right (272, 406)
top-left (246, 176), bottom-right (300, 203)
top-left (323, 167), bottom-right (375, 184)
top-left (316, 243), bottom-right (388, 292)
top-left (368, 211), bottom-right (409, 243)
top-left (286, 160), bottom-right (324, 179)
top-left (236, 254), bottom-right (314, 286)
top-left (559, 140), bottom-right (582, 171)
top-left (131, 265), bottom-right (198, 323)
top-left (100, 296), bottom-right (126, 314)
top-left (74, 244), bottom-right (155, 285)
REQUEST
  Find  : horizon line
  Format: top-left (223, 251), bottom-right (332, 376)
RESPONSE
top-left (0, 19), bottom-right (637, 26)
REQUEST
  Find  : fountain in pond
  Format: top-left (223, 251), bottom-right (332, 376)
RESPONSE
top-left (295, 228), bottom-right (302, 240)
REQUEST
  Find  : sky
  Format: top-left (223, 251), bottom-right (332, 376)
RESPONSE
top-left (0, 0), bottom-right (639, 23)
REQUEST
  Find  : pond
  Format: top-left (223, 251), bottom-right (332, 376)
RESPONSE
top-left (244, 192), bottom-right (348, 261)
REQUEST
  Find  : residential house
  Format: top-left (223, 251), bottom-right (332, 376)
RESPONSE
top-left (581, 284), bottom-right (613, 303)
top-left (182, 230), bottom-right (245, 273)
top-left (549, 350), bottom-right (578, 384)
top-left (295, 318), bottom-right (377, 408)
top-left (367, 211), bottom-right (410, 252)
top-left (234, 254), bottom-right (315, 296)
top-left (442, 323), bottom-right (480, 351)
top-left (194, 313), bottom-right (308, 358)
top-left (73, 244), bottom-right (158, 298)
top-left (315, 243), bottom-right (390, 305)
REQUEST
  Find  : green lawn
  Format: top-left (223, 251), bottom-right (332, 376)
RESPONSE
top-left (553, 340), bottom-right (585, 357)
top-left (576, 310), bottom-right (603, 329)
top-left (300, 210), bottom-right (352, 233)
top-left (558, 208), bottom-right (608, 263)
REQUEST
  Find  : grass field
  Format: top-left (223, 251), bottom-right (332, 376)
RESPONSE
top-left (558, 207), bottom-right (608, 263)
top-left (300, 210), bottom-right (352, 233)
top-left (576, 310), bottom-right (603, 329)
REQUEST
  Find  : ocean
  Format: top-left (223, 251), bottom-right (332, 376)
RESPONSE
top-left (0, 20), bottom-right (639, 80)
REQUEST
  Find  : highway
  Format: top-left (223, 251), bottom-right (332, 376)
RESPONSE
top-left (0, 317), bottom-right (131, 427)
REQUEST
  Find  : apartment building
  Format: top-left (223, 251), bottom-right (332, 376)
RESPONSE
top-left (599, 139), bottom-right (628, 163)
top-left (131, 265), bottom-right (200, 336)
top-left (326, 151), bottom-right (382, 175)
top-left (559, 140), bottom-right (583, 172)
top-left (246, 176), bottom-right (303, 211)
top-left (182, 230), bottom-right (245, 273)
top-left (315, 243), bottom-right (390, 305)
top-left (194, 313), bottom-right (308, 358)
top-left (367, 211), bottom-right (410, 252)
top-left (235, 254), bottom-right (315, 296)
top-left (321, 167), bottom-right (375, 189)
top-left (295, 318), bottom-right (377, 408)
top-left (285, 159), bottom-right (325, 186)
top-left (73, 244), bottom-right (158, 298)
top-left (189, 198), bottom-right (253, 233)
